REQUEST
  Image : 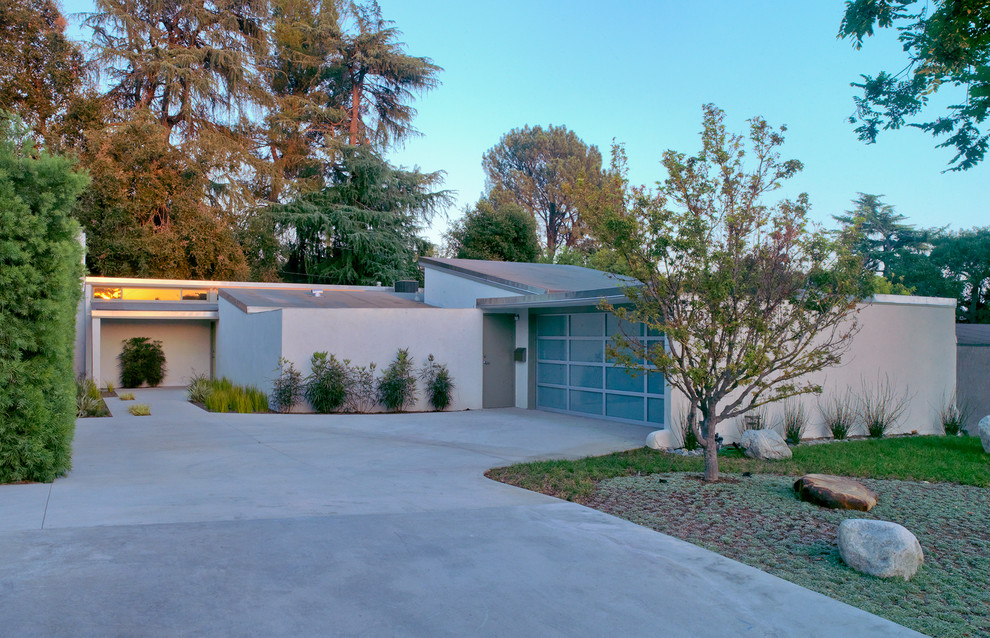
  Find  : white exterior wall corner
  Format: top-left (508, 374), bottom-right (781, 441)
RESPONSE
top-left (99, 320), bottom-right (213, 387)
top-left (423, 267), bottom-right (524, 308)
top-left (665, 296), bottom-right (957, 443)
top-left (279, 307), bottom-right (483, 412)
top-left (214, 298), bottom-right (283, 393)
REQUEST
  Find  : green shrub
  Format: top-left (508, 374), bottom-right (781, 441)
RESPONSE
top-left (119, 337), bottom-right (167, 387)
top-left (819, 392), bottom-right (857, 440)
top-left (76, 377), bottom-right (109, 418)
top-left (859, 375), bottom-right (909, 438)
top-left (936, 392), bottom-right (969, 436)
top-left (270, 358), bottom-right (303, 413)
top-left (344, 362), bottom-right (377, 413)
top-left (128, 404), bottom-right (151, 416)
top-left (305, 352), bottom-right (350, 413)
top-left (419, 354), bottom-right (454, 411)
top-left (187, 373), bottom-right (212, 404)
top-left (0, 114), bottom-right (88, 483)
top-left (190, 375), bottom-right (267, 413)
top-left (782, 401), bottom-right (809, 445)
top-left (378, 348), bottom-right (417, 411)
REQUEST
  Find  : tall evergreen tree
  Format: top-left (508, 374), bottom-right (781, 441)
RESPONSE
top-left (833, 193), bottom-right (924, 279)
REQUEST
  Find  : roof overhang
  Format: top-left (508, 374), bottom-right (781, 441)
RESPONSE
top-left (419, 257), bottom-right (546, 295)
top-left (477, 286), bottom-right (636, 311)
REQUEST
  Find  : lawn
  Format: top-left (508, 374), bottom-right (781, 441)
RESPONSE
top-left (486, 436), bottom-right (989, 638)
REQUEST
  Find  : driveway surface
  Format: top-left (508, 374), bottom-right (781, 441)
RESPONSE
top-left (0, 389), bottom-right (921, 637)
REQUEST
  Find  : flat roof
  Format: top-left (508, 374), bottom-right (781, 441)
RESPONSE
top-left (419, 257), bottom-right (637, 294)
top-left (219, 288), bottom-right (431, 312)
top-left (957, 324), bottom-right (990, 346)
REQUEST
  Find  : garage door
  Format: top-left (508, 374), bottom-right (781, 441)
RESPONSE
top-left (535, 312), bottom-right (665, 426)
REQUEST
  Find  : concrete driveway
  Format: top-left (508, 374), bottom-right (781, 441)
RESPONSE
top-left (0, 389), bottom-right (920, 637)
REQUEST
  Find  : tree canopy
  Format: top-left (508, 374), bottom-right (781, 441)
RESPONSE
top-left (832, 192), bottom-right (925, 279)
top-left (840, 0), bottom-right (990, 170)
top-left (589, 105), bottom-right (867, 482)
top-left (443, 198), bottom-right (540, 262)
top-left (482, 124), bottom-right (604, 256)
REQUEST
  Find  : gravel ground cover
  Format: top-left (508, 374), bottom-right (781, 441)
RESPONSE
top-left (588, 472), bottom-right (989, 638)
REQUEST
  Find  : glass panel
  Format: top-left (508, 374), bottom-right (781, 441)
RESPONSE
top-left (537, 363), bottom-right (566, 385)
top-left (569, 390), bottom-right (602, 415)
top-left (606, 338), bottom-right (642, 365)
top-left (648, 397), bottom-right (665, 424)
top-left (569, 365), bottom-right (603, 389)
top-left (647, 325), bottom-right (664, 337)
top-left (181, 289), bottom-right (209, 301)
top-left (606, 367), bottom-right (643, 393)
top-left (92, 287), bottom-right (121, 300)
top-left (647, 372), bottom-right (665, 395)
top-left (537, 339), bottom-right (567, 361)
top-left (606, 313), bottom-right (642, 337)
top-left (537, 386), bottom-right (567, 410)
top-left (536, 315), bottom-right (566, 337)
top-left (121, 287), bottom-right (182, 301)
top-left (606, 394), bottom-right (645, 421)
top-left (570, 313), bottom-right (604, 337)
top-left (569, 340), bottom-right (603, 363)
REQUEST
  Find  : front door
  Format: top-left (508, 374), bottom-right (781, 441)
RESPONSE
top-left (482, 314), bottom-right (516, 408)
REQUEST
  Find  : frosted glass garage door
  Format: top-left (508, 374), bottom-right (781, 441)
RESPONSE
top-left (535, 312), bottom-right (666, 426)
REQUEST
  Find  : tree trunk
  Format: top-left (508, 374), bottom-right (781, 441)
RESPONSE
top-left (349, 81), bottom-right (361, 145)
top-left (703, 416), bottom-right (719, 482)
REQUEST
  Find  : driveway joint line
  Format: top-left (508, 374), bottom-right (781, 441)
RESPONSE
top-left (40, 482), bottom-right (53, 530)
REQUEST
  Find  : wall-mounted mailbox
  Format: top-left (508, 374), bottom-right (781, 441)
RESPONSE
top-left (513, 347), bottom-right (527, 362)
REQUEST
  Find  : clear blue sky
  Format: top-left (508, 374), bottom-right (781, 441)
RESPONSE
top-left (61, 0), bottom-right (987, 246)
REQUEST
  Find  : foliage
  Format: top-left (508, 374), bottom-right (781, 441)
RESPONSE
top-left (482, 124), bottom-right (604, 255)
top-left (305, 352), bottom-right (351, 413)
top-left (839, 0), bottom-right (990, 170)
top-left (118, 337), bottom-right (167, 388)
top-left (781, 401), bottom-right (810, 445)
top-left (378, 348), bottom-right (416, 411)
top-left (858, 375), bottom-right (910, 438)
top-left (832, 193), bottom-right (925, 279)
top-left (588, 104), bottom-right (867, 482)
top-left (670, 408), bottom-right (700, 451)
top-left (443, 198), bottom-right (540, 262)
top-left (103, 380), bottom-right (115, 394)
top-left (0, 115), bottom-right (87, 483)
top-left (274, 146), bottom-right (449, 284)
top-left (186, 373), bottom-right (213, 404)
top-left (270, 357), bottom-right (304, 413)
top-left (906, 227), bottom-right (990, 323)
top-left (0, 0), bottom-right (85, 143)
top-left (76, 377), bottom-right (110, 418)
top-left (936, 391), bottom-right (969, 436)
top-left (127, 403), bottom-right (151, 416)
top-left (188, 375), bottom-right (268, 413)
top-left (344, 361), bottom-right (378, 412)
top-left (118, 392), bottom-right (135, 401)
top-left (819, 391), bottom-right (858, 440)
top-left (419, 354), bottom-right (454, 411)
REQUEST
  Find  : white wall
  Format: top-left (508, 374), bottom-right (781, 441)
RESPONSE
top-left (514, 313), bottom-right (530, 409)
top-left (423, 267), bottom-right (524, 308)
top-left (100, 319), bottom-right (212, 387)
top-left (666, 295), bottom-right (958, 442)
top-left (214, 298), bottom-right (283, 392)
top-left (280, 307), bottom-right (484, 411)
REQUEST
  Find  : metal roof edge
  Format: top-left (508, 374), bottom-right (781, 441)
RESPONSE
top-left (477, 286), bottom-right (638, 310)
top-left (867, 294), bottom-right (957, 308)
top-left (418, 257), bottom-right (547, 295)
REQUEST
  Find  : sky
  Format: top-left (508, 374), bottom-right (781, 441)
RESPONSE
top-left (60, 0), bottom-right (987, 246)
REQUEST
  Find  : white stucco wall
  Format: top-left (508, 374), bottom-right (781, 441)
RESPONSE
top-left (423, 267), bottom-right (524, 308)
top-left (514, 313), bottom-right (530, 409)
top-left (664, 295), bottom-right (957, 443)
top-left (279, 306), bottom-right (484, 411)
top-left (100, 319), bottom-right (213, 387)
top-left (214, 298), bottom-right (283, 392)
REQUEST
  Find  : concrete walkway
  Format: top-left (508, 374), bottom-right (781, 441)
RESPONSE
top-left (0, 389), bottom-right (921, 637)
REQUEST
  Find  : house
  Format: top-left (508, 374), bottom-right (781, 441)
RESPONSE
top-left (76, 258), bottom-right (958, 444)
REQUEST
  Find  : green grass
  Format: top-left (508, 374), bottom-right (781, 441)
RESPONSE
top-left (118, 392), bottom-right (135, 401)
top-left (189, 376), bottom-right (269, 413)
top-left (127, 404), bottom-right (151, 416)
top-left (486, 436), bottom-right (988, 502)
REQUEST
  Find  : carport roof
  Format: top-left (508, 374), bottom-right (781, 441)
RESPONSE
top-left (957, 324), bottom-right (990, 345)
top-left (419, 257), bottom-right (637, 294)
top-left (219, 288), bottom-right (431, 312)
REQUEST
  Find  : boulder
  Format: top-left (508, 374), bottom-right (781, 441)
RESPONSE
top-left (794, 474), bottom-right (879, 512)
top-left (646, 430), bottom-right (667, 450)
top-left (979, 416), bottom-right (990, 453)
top-left (739, 429), bottom-right (792, 460)
top-left (838, 519), bottom-right (924, 580)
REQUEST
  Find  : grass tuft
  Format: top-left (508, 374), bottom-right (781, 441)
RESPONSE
top-left (189, 376), bottom-right (268, 413)
top-left (118, 392), bottom-right (135, 401)
top-left (128, 404), bottom-right (151, 416)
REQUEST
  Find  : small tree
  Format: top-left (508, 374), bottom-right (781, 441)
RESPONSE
top-left (270, 358), bottom-right (303, 413)
top-left (378, 348), bottom-right (417, 411)
top-left (593, 105), bottom-right (868, 482)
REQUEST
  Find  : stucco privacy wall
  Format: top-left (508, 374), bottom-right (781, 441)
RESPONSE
top-left (214, 298), bottom-right (282, 392)
top-left (279, 307), bottom-right (484, 411)
top-left (424, 267), bottom-right (523, 308)
top-left (663, 295), bottom-right (957, 443)
top-left (100, 320), bottom-right (212, 387)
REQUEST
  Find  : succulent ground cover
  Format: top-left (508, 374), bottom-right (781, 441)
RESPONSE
top-left (487, 437), bottom-right (989, 637)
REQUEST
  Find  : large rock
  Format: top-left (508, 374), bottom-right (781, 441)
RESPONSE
top-left (838, 519), bottom-right (924, 580)
top-left (739, 429), bottom-right (792, 460)
top-left (794, 474), bottom-right (879, 511)
top-left (979, 416), bottom-right (990, 453)
top-left (646, 430), bottom-right (667, 450)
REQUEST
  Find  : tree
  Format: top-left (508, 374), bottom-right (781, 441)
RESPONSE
top-left (0, 114), bottom-right (88, 482)
top-left (899, 227), bottom-right (990, 322)
top-left (0, 0), bottom-right (85, 142)
top-left (832, 193), bottom-right (925, 278)
top-left (274, 146), bottom-right (449, 284)
top-left (443, 198), bottom-right (539, 262)
top-left (482, 124), bottom-right (604, 255)
top-left (840, 0), bottom-right (990, 170)
top-left (589, 105), bottom-right (868, 482)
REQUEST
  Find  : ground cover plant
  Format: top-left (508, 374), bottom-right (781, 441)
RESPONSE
top-left (128, 404), bottom-right (151, 416)
top-left (76, 377), bottom-right (110, 418)
top-left (187, 375), bottom-right (268, 413)
top-left (118, 337), bottom-right (167, 387)
top-left (118, 392), bottom-right (135, 401)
